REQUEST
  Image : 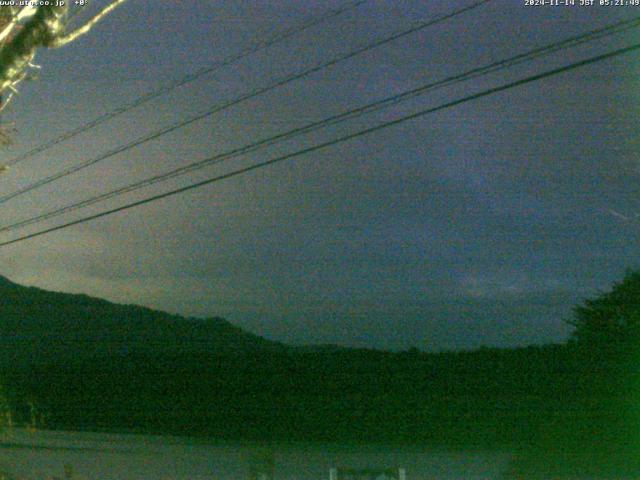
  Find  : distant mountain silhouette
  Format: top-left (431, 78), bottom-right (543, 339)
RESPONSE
top-left (0, 268), bottom-right (634, 470)
top-left (0, 274), bottom-right (283, 366)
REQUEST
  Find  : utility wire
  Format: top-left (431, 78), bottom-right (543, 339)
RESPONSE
top-left (1, 40), bottom-right (637, 247)
top-left (0, 0), bottom-right (367, 168)
top-left (1, 16), bottom-right (637, 233)
top-left (0, 0), bottom-right (492, 203)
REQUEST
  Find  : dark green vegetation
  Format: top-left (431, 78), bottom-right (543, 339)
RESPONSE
top-left (0, 271), bottom-right (638, 477)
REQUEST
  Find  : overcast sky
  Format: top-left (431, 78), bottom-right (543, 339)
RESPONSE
top-left (0, 0), bottom-right (638, 351)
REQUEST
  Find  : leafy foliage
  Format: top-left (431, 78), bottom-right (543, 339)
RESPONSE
top-left (569, 269), bottom-right (640, 354)
top-left (0, 385), bottom-right (11, 431)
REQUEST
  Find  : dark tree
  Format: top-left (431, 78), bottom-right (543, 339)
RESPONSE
top-left (569, 269), bottom-right (640, 355)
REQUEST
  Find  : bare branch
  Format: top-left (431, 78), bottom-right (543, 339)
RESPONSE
top-left (50, 0), bottom-right (127, 48)
top-left (0, 0), bottom-right (126, 108)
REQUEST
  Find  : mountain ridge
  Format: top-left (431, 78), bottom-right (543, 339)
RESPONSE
top-left (0, 273), bottom-right (285, 365)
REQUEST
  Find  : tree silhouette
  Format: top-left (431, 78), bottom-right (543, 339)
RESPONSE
top-left (568, 269), bottom-right (640, 355)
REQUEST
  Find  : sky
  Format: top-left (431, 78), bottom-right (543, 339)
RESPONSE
top-left (0, 0), bottom-right (638, 351)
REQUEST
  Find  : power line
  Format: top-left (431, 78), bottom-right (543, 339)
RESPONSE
top-left (1, 40), bottom-right (637, 248)
top-left (0, 0), bottom-right (368, 168)
top-left (1, 17), bottom-right (636, 232)
top-left (0, 0), bottom-right (492, 204)
top-left (1, 16), bottom-right (637, 233)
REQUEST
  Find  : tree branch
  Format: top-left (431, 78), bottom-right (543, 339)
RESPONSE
top-left (0, 6), bottom-right (37, 44)
top-left (0, 0), bottom-right (126, 99)
top-left (0, 6), bottom-right (65, 94)
top-left (50, 0), bottom-right (127, 48)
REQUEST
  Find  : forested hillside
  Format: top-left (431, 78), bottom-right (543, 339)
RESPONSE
top-left (0, 273), bottom-right (635, 455)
